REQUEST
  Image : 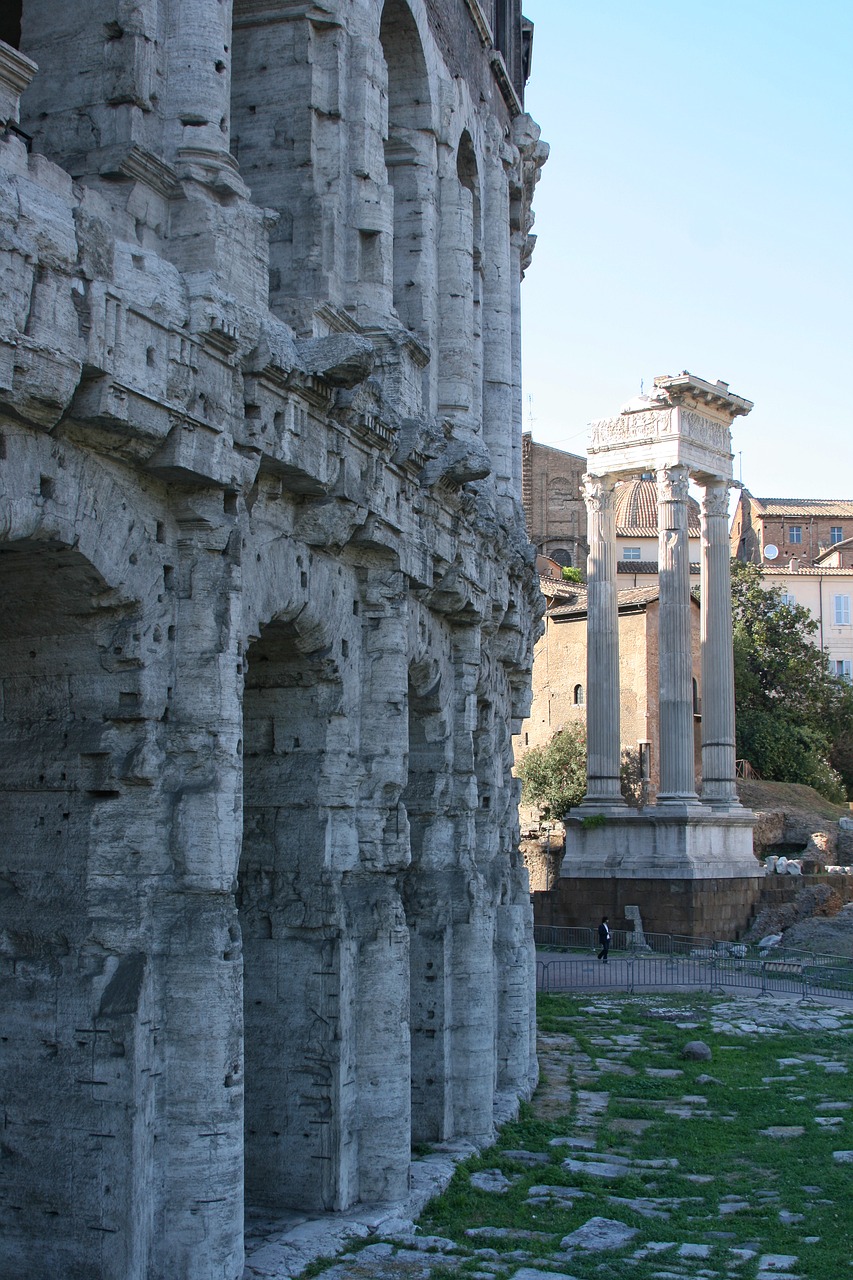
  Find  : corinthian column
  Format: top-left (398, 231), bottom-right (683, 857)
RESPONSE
top-left (700, 479), bottom-right (740, 806)
top-left (581, 474), bottom-right (625, 808)
top-left (656, 464), bottom-right (699, 804)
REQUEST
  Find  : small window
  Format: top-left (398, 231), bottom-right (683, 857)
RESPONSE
top-left (830, 526), bottom-right (843, 544)
top-left (622, 547), bottom-right (642, 561)
top-left (833, 594), bottom-right (851, 626)
top-left (780, 592), bottom-right (796, 607)
top-left (551, 548), bottom-right (572, 567)
top-left (788, 525), bottom-right (802, 544)
top-left (833, 659), bottom-right (852, 682)
top-left (692, 678), bottom-right (700, 715)
top-left (573, 684), bottom-right (584, 706)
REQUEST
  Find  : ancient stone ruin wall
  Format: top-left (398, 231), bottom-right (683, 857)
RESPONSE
top-left (0, 2), bottom-right (546, 1276)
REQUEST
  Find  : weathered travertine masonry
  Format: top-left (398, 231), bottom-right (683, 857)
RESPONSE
top-left (0, 3), bottom-right (546, 1275)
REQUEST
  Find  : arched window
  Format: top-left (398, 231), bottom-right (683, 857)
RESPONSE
top-left (438, 130), bottom-right (482, 429)
top-left (551, 548), bottom-right (572, 568)
top-left (573, 684), bottom-right (584, 706)
top-left (380, 0), bottom-right (434, 341)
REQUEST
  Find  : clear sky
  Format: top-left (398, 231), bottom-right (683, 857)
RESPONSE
top-left (519, 0), bottom-right (853, 499)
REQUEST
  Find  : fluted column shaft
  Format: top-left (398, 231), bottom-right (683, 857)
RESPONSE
top-left (581, 474), bottom-right (624, 807)
top-left (700, 479), bottom-right (740, 806)
top-left (656, 464), bottom-right (699, 803)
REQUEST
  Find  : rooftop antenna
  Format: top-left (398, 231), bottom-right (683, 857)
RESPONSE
top-left (527, 393), bottom-right (535, 433)
top-left (640, 378), bottom-right (644, 395)
top-left (738, 450), bottom-right (743, 483)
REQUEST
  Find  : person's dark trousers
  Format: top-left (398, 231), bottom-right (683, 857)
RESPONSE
top-left (598, 941), bottom-right (609, 962)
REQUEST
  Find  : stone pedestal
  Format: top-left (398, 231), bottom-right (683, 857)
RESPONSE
top-left (544, 808), bottom-right (762, 939)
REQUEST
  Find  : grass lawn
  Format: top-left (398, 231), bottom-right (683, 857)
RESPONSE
top-left (409, 992), bottom-right (853, 1278)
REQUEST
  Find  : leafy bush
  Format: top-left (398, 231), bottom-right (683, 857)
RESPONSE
top-left (517, 723), bottom-right (587, 819)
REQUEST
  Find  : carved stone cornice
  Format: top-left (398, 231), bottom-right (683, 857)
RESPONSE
top-left (0, 40), bottom-right (38, 126)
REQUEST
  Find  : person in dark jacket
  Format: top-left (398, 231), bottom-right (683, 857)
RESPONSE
top-left (597, 916), bottom-right (610, 962)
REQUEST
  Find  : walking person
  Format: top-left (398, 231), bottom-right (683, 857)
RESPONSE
top-left (597, 916), bottom-right (610, 963)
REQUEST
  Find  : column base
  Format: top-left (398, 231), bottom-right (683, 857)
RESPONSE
top-left (561, 805), bottom-right (759, 880)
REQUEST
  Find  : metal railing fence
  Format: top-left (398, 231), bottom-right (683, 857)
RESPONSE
top-left (534, 926), bottom-right (853, 1002)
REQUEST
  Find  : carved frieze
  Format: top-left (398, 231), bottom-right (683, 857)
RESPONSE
top-left (679, 410), bottom-right (730, 454)
top-left (589, 409), bottom-right (670, 451)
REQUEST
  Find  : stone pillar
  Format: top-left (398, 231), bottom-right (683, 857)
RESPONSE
top-left (165, 0), bottom-right (239, 183)
top-left (581, 474), bottom-right (624, 808)
top-left (656, 464), bottom-right (700, 804)
top-left (700, 478), bottom-right (740, 806)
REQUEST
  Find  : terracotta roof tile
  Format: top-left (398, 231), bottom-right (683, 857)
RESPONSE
top-left (753, 497), bottom-right (853, 517)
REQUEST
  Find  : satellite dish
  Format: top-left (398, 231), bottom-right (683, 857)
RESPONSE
top-left (764, 544), bottom-right (779, 561)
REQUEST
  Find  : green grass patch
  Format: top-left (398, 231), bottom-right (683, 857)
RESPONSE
top-left (414, 992), bottom-right (853, 1279)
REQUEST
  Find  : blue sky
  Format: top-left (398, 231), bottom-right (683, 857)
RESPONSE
top-left (519, 0), bottom-right (852, 498)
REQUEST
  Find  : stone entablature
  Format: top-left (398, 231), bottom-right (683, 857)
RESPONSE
top-left (588, 373), bottom-right (753, 482)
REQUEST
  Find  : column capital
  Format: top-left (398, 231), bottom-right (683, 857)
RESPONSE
top-left (582, 472), bottom-right (617, 512)
top-left (655, 463), bottom-right (690, 504)
top-left (700, 478), bottom-right (730, 520)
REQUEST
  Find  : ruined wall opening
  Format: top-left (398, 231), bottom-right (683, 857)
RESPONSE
top-left (239, 618), bottom-right (354, 1214)
top-left (400, 669), bottom-right (453, 1142)
top-left (0, 539), bottom-right (154, 1277)
top-left (0, 1), bottom-right (22, 48)
top-left (379, 0), bottom-right (434, 342)
top-left (438, 130), bottom-right (482, 428)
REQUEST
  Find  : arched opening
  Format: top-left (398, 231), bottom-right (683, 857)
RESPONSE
top-left (551, 547), bottom-right (572, 568)
top-left (438, 130), bottom-right (483, 429)
top-left (399, 669), bottom-right (454, 1141)
top-left (379, 0), bottom-right (435, 345)
top-left (0, 540), bottom-right (154, 1277)
top-left (574, 683), bottom-right (585, 706)
top-left (0, 0), bottom-right (22, 48)
top-left (239, 618), bottom-right (354, 1215)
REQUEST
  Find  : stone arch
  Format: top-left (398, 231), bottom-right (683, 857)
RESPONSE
top-left (0, 536), bottom-right (157, 1278)
top-left (239, 610), bottom-right (359, 1213)
top-left (399, 649), bottom-right (455, 1140)
top-left (379, 0), bottom-right (436, 345)
top-left (438, 126), bottom-right (484, 430)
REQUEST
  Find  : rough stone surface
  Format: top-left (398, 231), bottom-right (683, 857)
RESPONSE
top-left (681, 1040), bottom-right (713, 1061)
top-left (559, 1216), bottom-right (639, 1252)
top-left (0, 4), bottom-right (545, 1277)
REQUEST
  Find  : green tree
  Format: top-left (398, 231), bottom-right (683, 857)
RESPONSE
top-left (517, 723), bottom-right (587, 819)
top-left (731, 558), bottom-right (852, 801)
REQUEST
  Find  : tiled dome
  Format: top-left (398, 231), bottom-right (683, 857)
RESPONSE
top-left (614, 478), bottom-right (701, 537)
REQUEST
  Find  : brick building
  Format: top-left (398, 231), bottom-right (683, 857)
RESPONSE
top-left (521, 433), bottom-right (587, 568)
top-left (731, 493), bottom-right (853, 564)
